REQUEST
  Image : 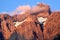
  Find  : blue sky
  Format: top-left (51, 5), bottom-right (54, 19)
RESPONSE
top-left (0, 0), bottom-right (60, 12)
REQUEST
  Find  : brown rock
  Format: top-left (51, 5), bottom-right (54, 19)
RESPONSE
top-left (0, 14), bottom-right (12, 21)
top-left (43, 12), bottom-right (60, 40)
top-left (13, 3), bottom-right (50, 40)
top-left (12, 11), bottom-right (30, 22)
top-left (0, 3), bottom-right (53, 40)
top-left (16, 15), bottom-right (44, 40)
top-left (0, 14), bottom-right (15, 40)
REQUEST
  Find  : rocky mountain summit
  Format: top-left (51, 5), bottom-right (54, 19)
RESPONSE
top-left (0, 3), bottom-right (60, 40)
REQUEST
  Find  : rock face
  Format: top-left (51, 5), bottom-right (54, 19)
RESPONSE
top-left (0, 3), bottom-right (60, 40)
top-left (15, 15), bottom-right (43, 40)
top-left (0, 14), bottom-right (15, 40)
top-left (13, 3), bottom-right (50, 40)
top-left (12, 11), bottom-right (30, 22)
top-left (43, 12), bottom-right (60, 40)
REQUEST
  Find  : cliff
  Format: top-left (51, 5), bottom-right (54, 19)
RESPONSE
top-left (0, 3), bottom-right (60, 40)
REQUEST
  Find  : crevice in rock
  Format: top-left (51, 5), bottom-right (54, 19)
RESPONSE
top-left (6, 22), bottom-right (11, 32)
top-left (0, 18), bottom-right (3, 30)
top-left (0, 23), bottom-right (1, 29)
top-left (39, 23), bottom-right (44, 32)
top-left (0, 18), bottom-right (3, 23)
top-left (35, 22), bottom-right (38, 27)
top-left (4, 16), bottom-right (7, 20)
top-left (33, 31), bottom-right (38, 40)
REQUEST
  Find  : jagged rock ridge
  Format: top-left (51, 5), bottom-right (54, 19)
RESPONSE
top-left (0, 3), bottom-right (60, 40)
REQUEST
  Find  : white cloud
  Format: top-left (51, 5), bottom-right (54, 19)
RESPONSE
top-left (15, 5), bottom-right (31, 11)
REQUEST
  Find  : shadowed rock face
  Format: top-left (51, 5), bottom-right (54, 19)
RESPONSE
top-left (0, 32), bottom-right (4, 40)
top-left (43, 12), bottom-right (60, 40)
top-left (9, 30), bottom-right (26, 40)
top-left (53, 34), bottom-right (60, 40)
